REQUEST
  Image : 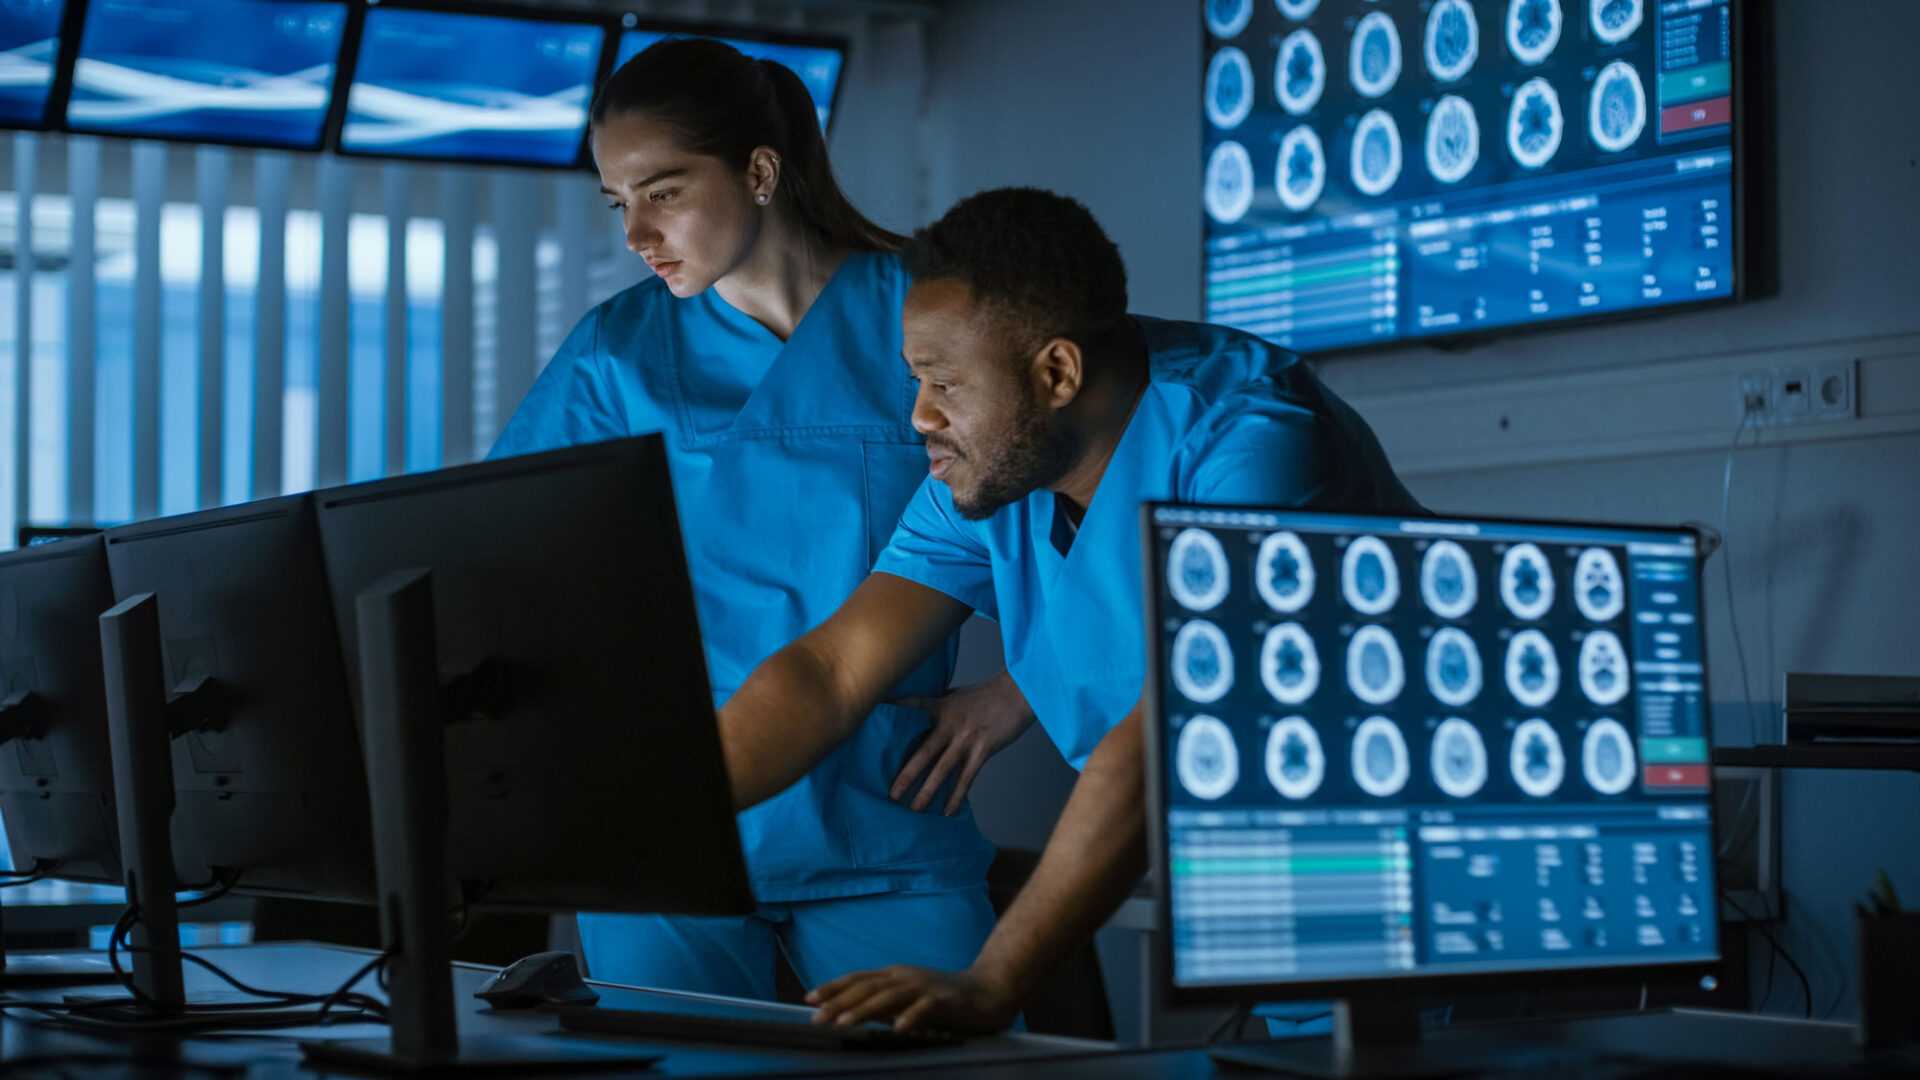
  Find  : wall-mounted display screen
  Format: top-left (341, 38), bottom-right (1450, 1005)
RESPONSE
top-left (1200, 0), bottom-right (1740, 354)
top-left (616, 27), bottom-right (845, 134)
top-left (0, 0), bottom-right (66, 130)
top-left (65, 0), bottom-right (348, 148)
top-left (340, 4), bottom-right (607, 168)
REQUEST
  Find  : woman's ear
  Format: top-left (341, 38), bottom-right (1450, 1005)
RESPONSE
top-left (747, 146), bottom-right (783, 205)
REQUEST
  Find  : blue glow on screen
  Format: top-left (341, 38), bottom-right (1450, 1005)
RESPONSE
top-left (617, 30), bottom-right (843, 133)
top-left (1201, 0), bottom-right (1738, 354)
top-left (65, 0), bottom-right (347, 146)
top-left (0, 0), bottom-right (67, 128)
top-left (343, 7), bottom-right (605, 167)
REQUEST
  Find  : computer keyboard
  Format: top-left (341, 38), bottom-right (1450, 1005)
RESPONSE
top-left (555, 1003), bottom-right (965, 1052)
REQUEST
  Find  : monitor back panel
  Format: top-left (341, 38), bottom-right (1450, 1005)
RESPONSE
top-left (0, 536), bottom-right (121, 884)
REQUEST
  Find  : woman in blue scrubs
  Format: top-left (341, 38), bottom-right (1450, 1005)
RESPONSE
top-left (488, 39), bottom-right (1016, 1001)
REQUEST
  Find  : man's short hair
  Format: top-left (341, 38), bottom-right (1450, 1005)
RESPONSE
top-left (901, 187), bottom-right (1129, 354)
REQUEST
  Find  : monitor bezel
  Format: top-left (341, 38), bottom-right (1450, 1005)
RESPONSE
top-left (0, 0), bottom-right (85, 135)
top-left (325, 0), bottom-right (614, 172)
top-left (56, 0), bottom-right (356, 153)
top-left (1139, 501), bottom-right (1723, 1009)
top-left (1197, 0), bottom-right (1755, 360)
top-left (603, 12), bottom-right (852, 153)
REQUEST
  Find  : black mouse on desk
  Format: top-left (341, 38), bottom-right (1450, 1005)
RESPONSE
top-left (474, 951), bottom-right (600, 1010)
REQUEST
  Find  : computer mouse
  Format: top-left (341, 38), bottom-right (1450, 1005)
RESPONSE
top-left (474, 950), bottom-right (600, 1010)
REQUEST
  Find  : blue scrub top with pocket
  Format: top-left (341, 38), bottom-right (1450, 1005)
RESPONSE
top-left (873, 315), bottom-right (1420, 768)
top-left (491, 251), bottom-right (995, 902)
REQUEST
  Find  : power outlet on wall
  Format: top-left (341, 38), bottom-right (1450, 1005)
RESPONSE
top-left (1736, 360), bottom-right (1855, 427)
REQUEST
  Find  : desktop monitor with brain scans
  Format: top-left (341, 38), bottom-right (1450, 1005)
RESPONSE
top-left (1143, 504), bottom-right (1718, 1067)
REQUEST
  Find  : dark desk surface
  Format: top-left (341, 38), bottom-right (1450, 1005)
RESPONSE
top-left (3, 943), bottom-right (1917, 1077)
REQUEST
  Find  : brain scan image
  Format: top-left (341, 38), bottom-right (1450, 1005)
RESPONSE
top-left (1176, 715), bottom-right (1240, 800)
top-left (1349, 11), bottom-right (1402, 98)
top-left (1341, 535), bottom-right (1400, 614)
top-left (1425, 94), bottom-right (1480, 184)
top-left (1277, 0), bottom-right (1321, 19)
top-left (1424, 0), bottom-right (1479, 82)
top-left (1206, 0), bottom-right (1255, 39)
top-left (1266, 716), bottom-right (1326, 800)
top-left (1420, 540), bottom-right (1478, 619)
top-left (1261, 623), bottom-right (1322, 705)
top-left (1347, 625), bottom-right (1406, 706)
top-left (1206, 47), bottom-right (1256, 130)
top-left (1499, 542), bottom-right (1555, 620)
top-left (1171, 620), bottom-right (1236, 704)
top-left (1581, 717), bottom-right (1636, 795)
top-left (1573, 547), bottom-right (1625, 622)
top-left (1589, 0), bottom-right (1642, 45)
top-left (1256, 531), bottom-right (1316, 613)
top-left (1577, 628), bottom-right (1630, 706)
top-left (1425, 626), bottom-right (1484, 707)
top-left (1277, 29), bottom-right (1326, 115)
top-left (1507, 0), bottom-right (1561, 64)
top-left (1276, 126), bottom-right (1328, 212)
top-left (1509, 717), bottom-right (1566, 797)
top-left (1351, 715), bottom-right (1411, 797)
top-left (1430, 717), bottom-right (1489, 798)
top-left (1505, 628), bottom-right (1561, 707)
top-left (1350, 109), bottom-right (1404, 197)
top-left (1205, 140), bottom-right (1257, 224)
top-left (1588, 60), bottom-right (1646, 153)
top-left (1507, 77), bottom-right (1564, 168)
top-left (1166, 527), bottom-right (1231, 611)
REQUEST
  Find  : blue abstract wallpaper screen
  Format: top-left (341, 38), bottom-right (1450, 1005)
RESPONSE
top-left (617, 29), bottom-right (844, 134)
top-left (1201, 0), bottom-right (1739, 353)
top-left (0, 0), bottom-right (66, 129)
top-left (65, 0), bottom-right (348, 147)
top-left (342, 6), bottom-right (606, 167)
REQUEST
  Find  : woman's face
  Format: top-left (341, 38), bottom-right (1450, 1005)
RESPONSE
top-left (591, 111), bottom-right (764, 298)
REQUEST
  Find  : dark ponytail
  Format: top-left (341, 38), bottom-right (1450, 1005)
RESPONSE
top-left (591, 38), bottom-right (903, 253)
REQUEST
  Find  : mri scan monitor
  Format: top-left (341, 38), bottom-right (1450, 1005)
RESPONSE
top-left (1199, 0), bottom-right (1748, 354)
top-left (0, 536), bottom-right (121, 984)
top-left (1143, 503), bottom-right (1719, 1075)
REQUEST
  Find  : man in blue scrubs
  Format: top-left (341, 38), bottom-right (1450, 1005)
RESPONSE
top-left (710, 188), bottom-right (1418, 1030)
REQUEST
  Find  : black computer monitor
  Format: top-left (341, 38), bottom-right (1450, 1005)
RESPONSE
top-left (102, 496), bottom-right (374, 904)
top-left (0, 535), bottom-right (122, 984)
top-left (0, 534), bottom-right (121, 884)
top-left (303, 434), bottom-right (751, 1070)
top-left (1142, 504), bottom-right (1719, 1075)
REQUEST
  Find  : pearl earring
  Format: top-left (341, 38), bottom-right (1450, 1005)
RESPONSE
top-left (756, 194), bottom-right (770, 205)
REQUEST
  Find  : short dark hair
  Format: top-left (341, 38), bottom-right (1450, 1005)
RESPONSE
top-left (901, 188), bottom-right (1129, 352)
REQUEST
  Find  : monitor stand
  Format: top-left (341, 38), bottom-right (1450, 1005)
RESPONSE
top-left (299, 570), bottom-right (662, 1073)
top-left (1208, 999), bottom-right (1602, 1078)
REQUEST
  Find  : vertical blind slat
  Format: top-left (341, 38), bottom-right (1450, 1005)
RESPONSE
top-left (440, 170), bottom-right (475, 467)
top-left (382, 164), bottom-right (409, 476)
top-left (488, 173), bottom-right (537, 447)
top-left (315, 156), bottom-right (351, 489)
top-left (131, 141), bottom-right (165, 522)
top-left (11, 134), bottom-right (36, 535)
top-left (66, 137), bottom-right (99, 525)
top-left (253, 152), bottom-right (290, 500)
top-left (195, 146), bottom-right (227, 510)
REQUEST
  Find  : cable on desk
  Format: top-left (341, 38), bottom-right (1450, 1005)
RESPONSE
top-left (1721, 890), bottom-right (1811, 1019)
top-left (105, 901), bottom-right (390, 1020)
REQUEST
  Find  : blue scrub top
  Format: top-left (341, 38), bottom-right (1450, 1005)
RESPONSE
top-left (491, 251), bottom-right (995, 902)
top-left (873, 316), bottom-right (1419, 769)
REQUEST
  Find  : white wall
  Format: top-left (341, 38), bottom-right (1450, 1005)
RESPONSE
top-left (925, 0), bottom-right (1920, 1036)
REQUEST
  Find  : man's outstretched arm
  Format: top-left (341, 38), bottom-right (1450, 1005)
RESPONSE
top-left (720, 572), bottom-right (972, 811)
top-left (806, 704), bottom-right (1149, 1031)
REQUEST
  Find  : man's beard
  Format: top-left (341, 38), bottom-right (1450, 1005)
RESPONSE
top-left (949, 395), bottom-right (1080, 521)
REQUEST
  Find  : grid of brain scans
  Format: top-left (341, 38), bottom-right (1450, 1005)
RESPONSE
top-left (1201, 0), bottom-right (1738, 353)
top-left (1148, 505), bottom-right (1718, 986)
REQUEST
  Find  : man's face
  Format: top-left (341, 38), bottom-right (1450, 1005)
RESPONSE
top-left (902, 280), bottom-right (1078, 520)
top-left (592, 111), bottom-right (760, 298)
